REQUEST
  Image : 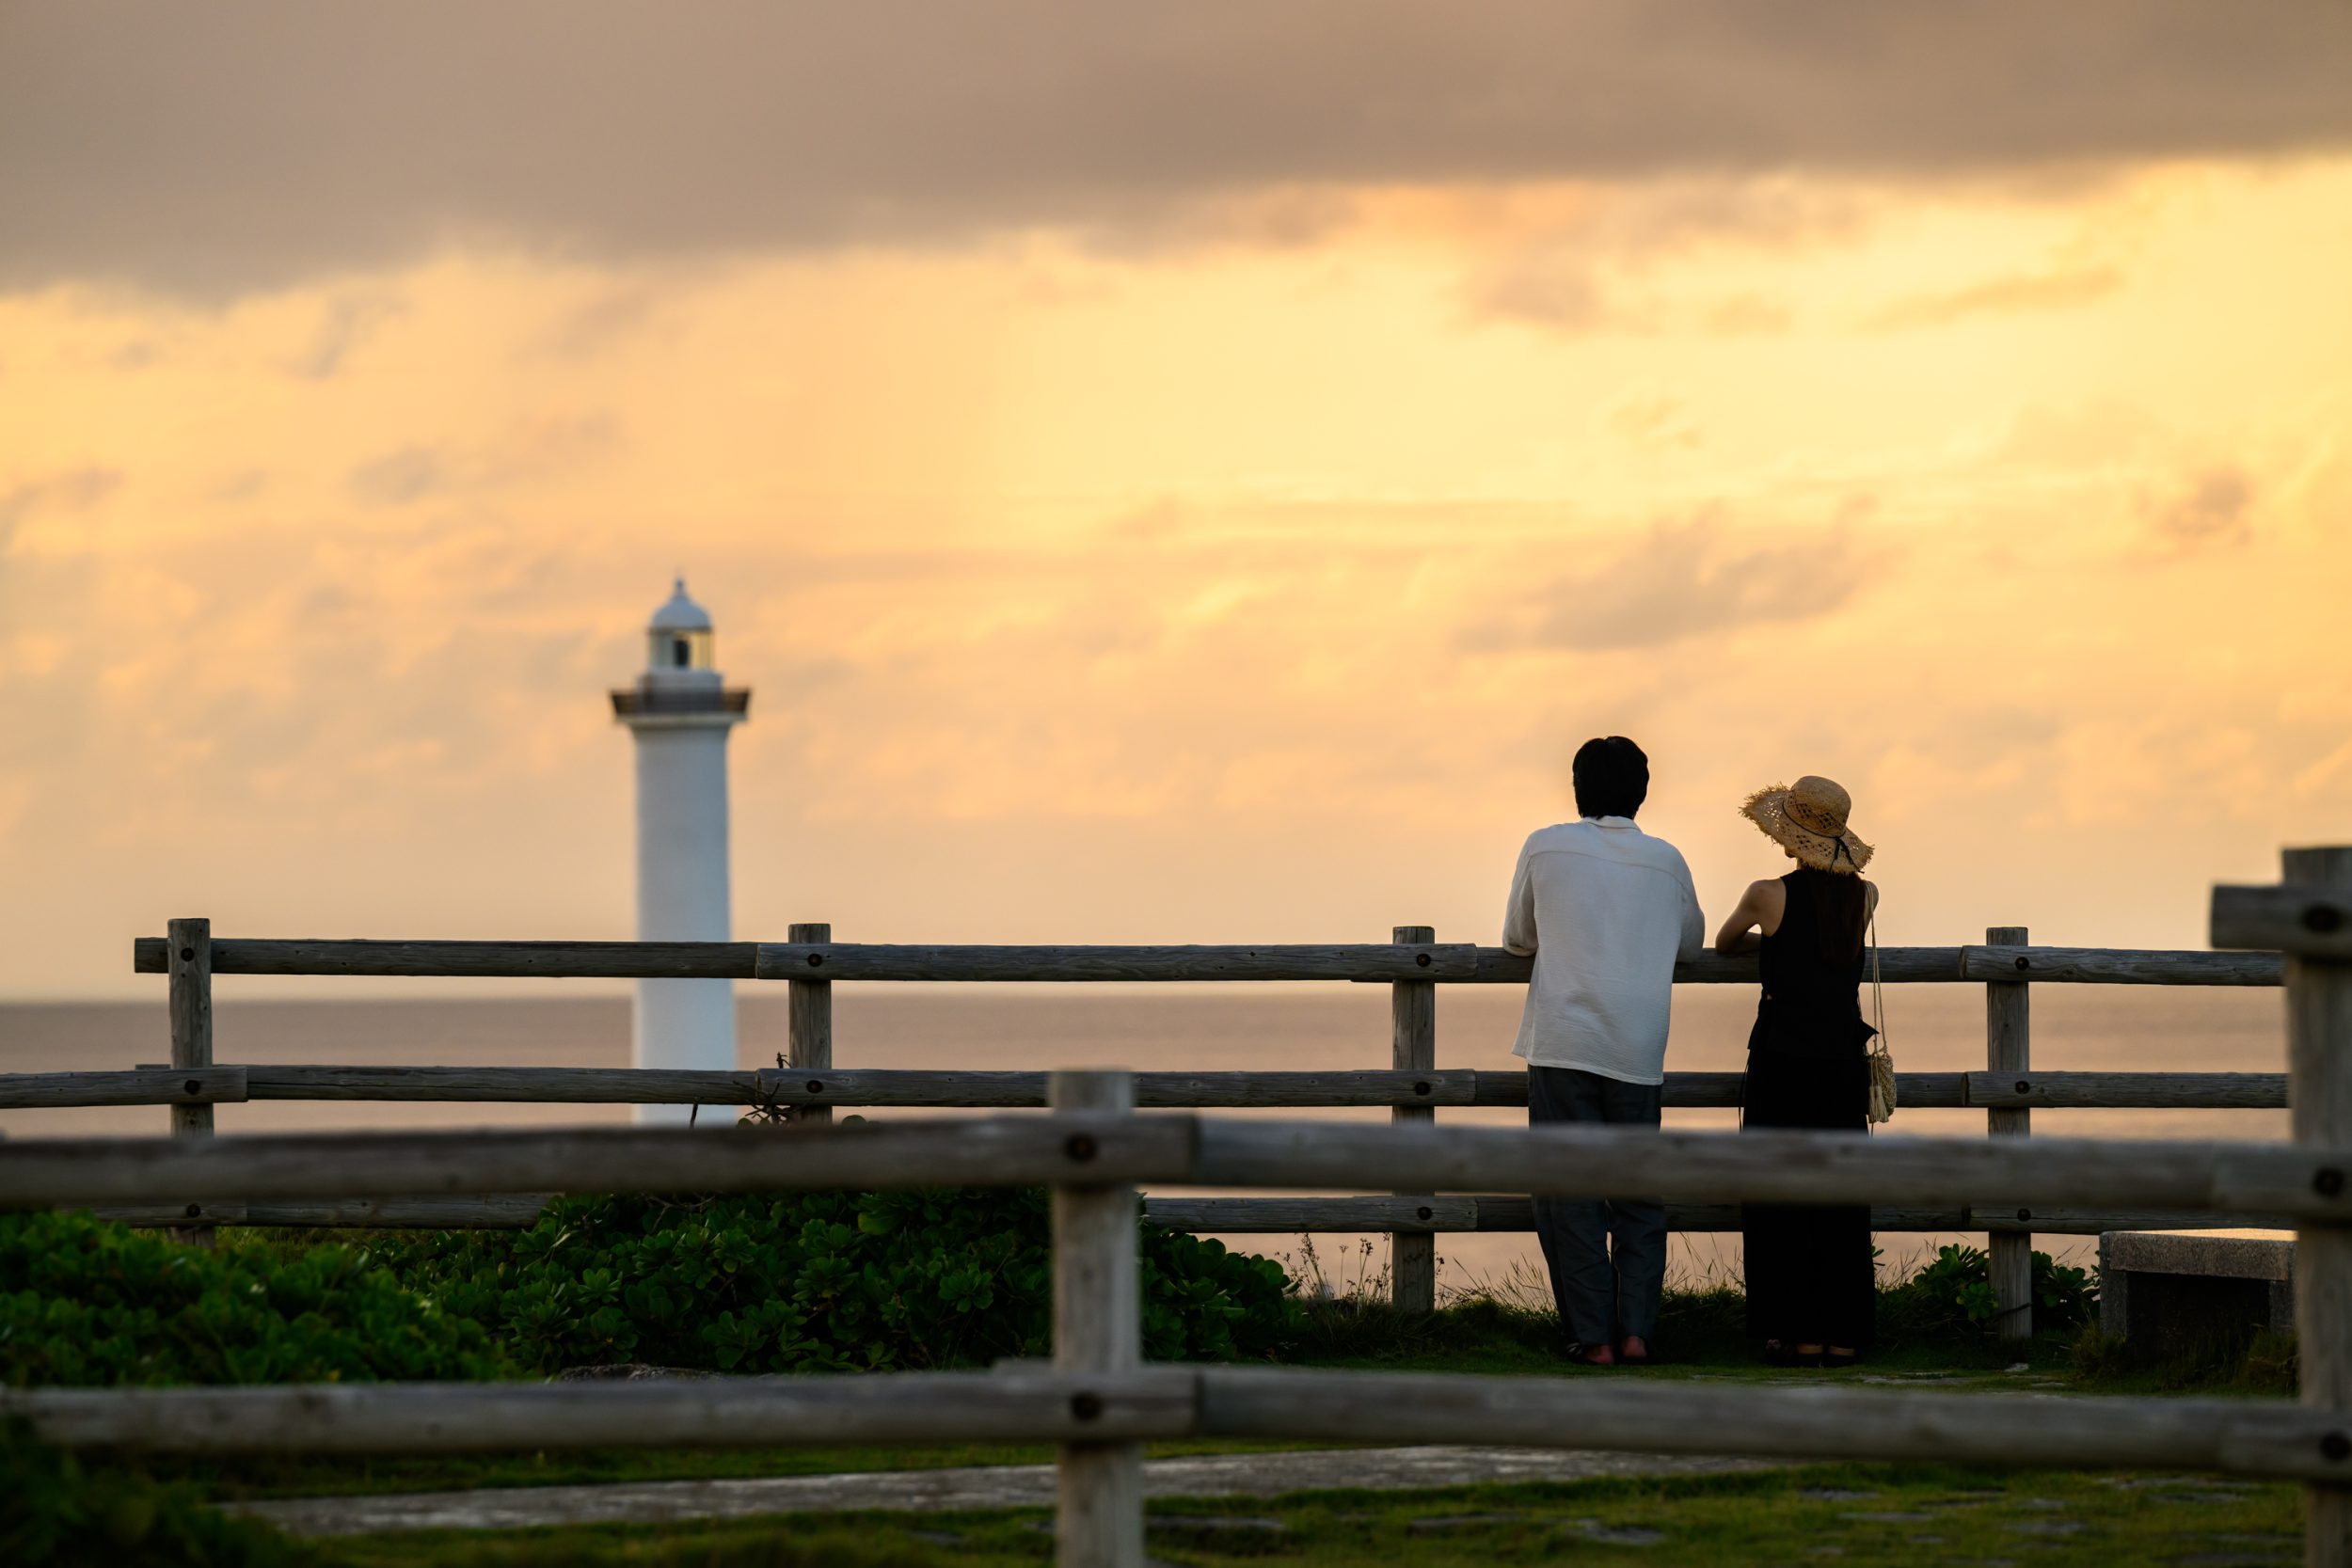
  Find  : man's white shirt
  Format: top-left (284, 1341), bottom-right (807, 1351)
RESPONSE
top-left (1502, 816), bottom-right (1706, 1085)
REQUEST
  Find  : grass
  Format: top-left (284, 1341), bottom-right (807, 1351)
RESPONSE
top-left (308, 1463), bottom-right (2303, 1566)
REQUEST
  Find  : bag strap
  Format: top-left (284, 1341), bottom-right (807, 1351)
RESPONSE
top-left (1868, 897), bottom-right (1886, 1051)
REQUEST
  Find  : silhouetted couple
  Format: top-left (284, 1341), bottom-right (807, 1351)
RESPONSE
top-left (1502, 736), bottom-right (1878, 1368)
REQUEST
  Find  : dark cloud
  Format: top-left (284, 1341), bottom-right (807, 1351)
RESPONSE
top-left (2147, 466), bottom-right (2256, 546)
top-left (4, 2), bottom-right (2347, 295)
top-left (1467, 512), bottom-right (1881, 652)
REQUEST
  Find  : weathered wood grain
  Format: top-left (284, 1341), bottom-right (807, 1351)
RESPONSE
top-left (247, 1067), bottom-right (771, 1103)
top-left (212, 1067), bottom-right (1482, 1108)
top-left (0, 1067), bottom-right (248, 1109)
top-left (132, 934), bottom-right (2287, 985)
top-left (1986, 925), bottom-right (2034, 1340)
top-left (1189, 1120), bottom-right (2352, 1224)
top-left (2, 1369), bottom-right (1201, 1454)
top-left (1963, 944), bottom-right (2286, 985)
top-left (1145, 1196), bottom-right (1483, 1232)
top-left (96, 1196), bottom-right (553, 1229)
top-left (1472, 947), bottom-right (1972, 984)
top-left (1964, 1071), bottom-right (2289, 1109)
top-left (167, 920), bottom-right (215, 1139)
top-left (752, 943), bottom-right (1482, 982)
top-left (1461, 1070), bottom-right (1971, 1109)
top-left (1053, 1071), bottom-right (1144, 1568)
top-left (1390, 925), bottom-right (1438, 1317)
top-left (2213, 884), bottom-right (2352, 962)
top-left (0, 1117), bottom-right (1193, 1206)
top-left (89, 1201), bottom-right (250, 1227)
top-left (134, 938), bottom-right (762, 978)
top-left (10, 1117), bottom-right (2341, 1221)
top-left (1199, 1368), bottom-right (2352, 1482)
top-left (19, 1064), bottom-right (2284, 1112)
top-left (786, 922), bottom-right (833, 1127)
top-left (1140, 1196), bottom-right (2282, 1236)
top-left (2280, 847), bottom-right (2352, 1563)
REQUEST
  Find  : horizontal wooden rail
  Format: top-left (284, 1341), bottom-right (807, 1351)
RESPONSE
top-left (1140, 1196), bottom-right (2297, 1236)
top-left (8, 1367), bottom-right (2347, 1482)
top-left (0, 1065), bottom-right (2288, 1113)
top-left (1, 1369), bottom-right (1199, 1454)
top-left (1184, 1120), bottom-right (2349, 1222)
top-left (85, 1195), bottom-right (556, 1229)
top-left (1201, 1369), bottom-right (2351, 1483)
top-left (0, 1066), bottom-right (249, 1109)
top-left (130, 936), bottom-right (2284, 986)
top-left (4, 1117), bottom-right (2346, 1222)
top-left (1960, 946), bottom-right (2284, 986)
top-left (76, 1192), bottom-right (2299, 1235)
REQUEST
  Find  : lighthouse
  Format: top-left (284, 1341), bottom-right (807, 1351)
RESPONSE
top-left (611, 579), bottom-right (751, 1124)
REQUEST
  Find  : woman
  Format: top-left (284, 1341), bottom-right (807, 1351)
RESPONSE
top-left (1713, 775), bottom-right (1879, 1368)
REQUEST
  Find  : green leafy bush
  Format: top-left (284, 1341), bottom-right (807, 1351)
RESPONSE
top-left (0, 1212), bottom-right (507, 1387)
top-left (389, 1189), bottom-right (1300, 1375)
top-left (1883, 1243), bottom-right (2097, 1340)
top-left (1, 1420), bottom-right (310, 1567)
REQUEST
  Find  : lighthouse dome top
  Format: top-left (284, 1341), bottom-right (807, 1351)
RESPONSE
top-left (648, 578), bottom-right (713, 633)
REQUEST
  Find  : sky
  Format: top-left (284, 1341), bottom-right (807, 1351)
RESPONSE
top-left (4, 3), bottom-right (2351, 998)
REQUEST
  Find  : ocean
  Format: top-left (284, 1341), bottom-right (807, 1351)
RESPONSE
top-left (0, 985), bottom-right (2291, 1291)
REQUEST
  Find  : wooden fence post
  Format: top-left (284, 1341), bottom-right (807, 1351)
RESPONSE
top-left (1987, 925), bottom-right (2032, 1341)
top-left (1051, 1069), bottom-right (1143, 1568)
top-left (2283, 848), bottom-right (2352, 1567)
top-left (167, 918), bottom-right (215, 1245)
top-left (787, 923), bottom-right (833, 1126)
top-left (1391, 925), bottom-right (1438, 1315)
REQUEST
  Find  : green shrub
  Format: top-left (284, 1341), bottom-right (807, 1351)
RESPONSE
top-left (386, 1189), bottom-right (1301, 1375)
top-left (0, 1212), bottom-right (507, 1387)
top-left (1, 1419), bottom-right (309, 1567)
top-left (1882, 1243), bottom-right (2097, 1341)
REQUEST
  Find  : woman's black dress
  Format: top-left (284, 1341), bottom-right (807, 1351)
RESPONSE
top-left (1740, 869), bottom-right (1876, 1350)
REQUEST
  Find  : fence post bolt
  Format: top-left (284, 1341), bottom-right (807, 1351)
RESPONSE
top-left (1391, 926), bottom-right (1438, 1315)
top-left (787, 923), bottom-right (833, 1126)
top-left (1051, 1068), bottom-right (1142, 1568)
top-left (1986, 925), bottom-right (2031, 1341)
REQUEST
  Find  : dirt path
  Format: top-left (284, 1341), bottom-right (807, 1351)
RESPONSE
top-left (237, 1448), bottom-right (1776, 1538)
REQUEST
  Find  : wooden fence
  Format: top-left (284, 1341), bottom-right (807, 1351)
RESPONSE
top-left (0, 914), bottom-right (2293, 1336)
top-left (4, 848), bottom-right (2351, 1565)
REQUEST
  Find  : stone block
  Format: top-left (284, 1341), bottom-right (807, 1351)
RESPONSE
top-left (2099, 1232), bottom-right (2294, 1356)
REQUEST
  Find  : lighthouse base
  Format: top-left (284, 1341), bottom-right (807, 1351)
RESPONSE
top-left (633, 976), bottom-right (738, 1126)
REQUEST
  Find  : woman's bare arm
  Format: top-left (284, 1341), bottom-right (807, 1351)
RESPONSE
top-left (1714, 879), bottom-right (1784, 955)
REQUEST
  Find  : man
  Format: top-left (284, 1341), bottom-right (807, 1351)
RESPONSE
top-left (1502, 736), bottom-right (1704, 1366)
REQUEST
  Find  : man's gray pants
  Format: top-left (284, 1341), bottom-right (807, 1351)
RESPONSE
top-left (1528, 1065), bottom-right (1667, 1348)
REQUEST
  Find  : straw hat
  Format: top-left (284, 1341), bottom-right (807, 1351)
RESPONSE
top-left (1741, 776), bottom-right (1874, 874)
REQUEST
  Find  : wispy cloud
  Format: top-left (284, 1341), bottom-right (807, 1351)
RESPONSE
top-left (1464, 513), bottom-right (1884, 653)
top-left (1869, 266), bottom-right (2122, 329)
top-left (0, 467), bottom-right (121, 552)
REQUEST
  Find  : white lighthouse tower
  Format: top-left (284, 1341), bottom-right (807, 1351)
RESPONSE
top-left (612, 578), bottom-right (750, 1124)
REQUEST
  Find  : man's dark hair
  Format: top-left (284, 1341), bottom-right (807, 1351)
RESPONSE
top-left (1572, 736), bottom-right (1649, 819)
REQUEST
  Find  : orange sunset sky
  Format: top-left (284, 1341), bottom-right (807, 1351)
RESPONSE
top-left (4, 5), bottom-right (2350, 998)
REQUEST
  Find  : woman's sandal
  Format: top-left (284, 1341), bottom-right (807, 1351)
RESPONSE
top-left (1564, 1342), bottom-right (1616, 1367)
